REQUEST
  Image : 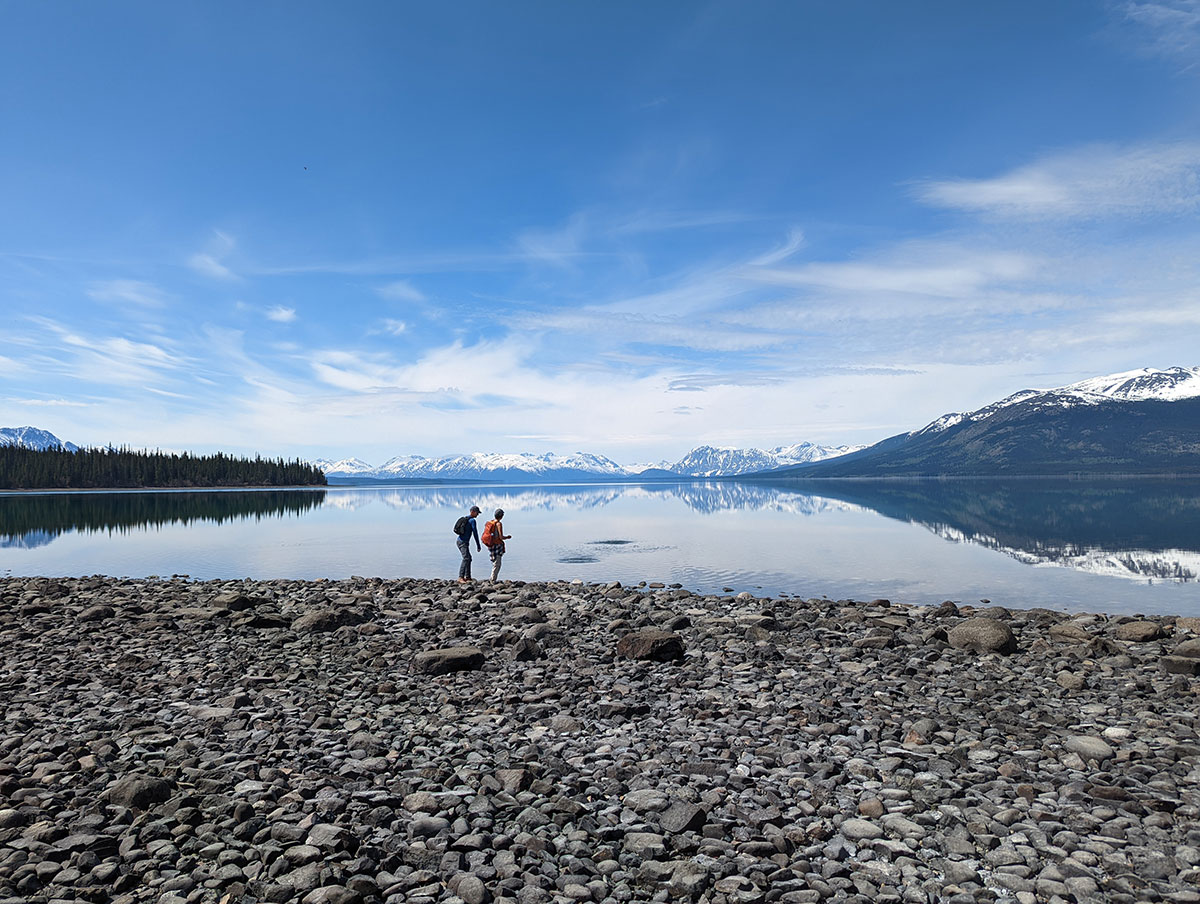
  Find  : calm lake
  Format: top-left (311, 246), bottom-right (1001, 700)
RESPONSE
top-left (2, 479), bottom-right (1200, 616)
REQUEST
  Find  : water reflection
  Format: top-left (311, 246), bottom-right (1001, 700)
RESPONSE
top-left (2, 479), bottom-right (1199, 586)
top-left (771, 478), bottom-right (1200, 584)
top-left (0, 489), bottom-right (325, 550)
top-left (326, 482), bottom-right (859, 516)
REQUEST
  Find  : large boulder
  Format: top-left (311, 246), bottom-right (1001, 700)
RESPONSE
top-left (104, 774), bottom-right (173, 809)
top-left (616, 629), bottom-right (685, 662)
top-left (413, 646), bottom-right (485, 675)
top-left (1113, 620), bottom-right (1164, 642)
top-left (1173, 638), bottom-right (1200, 657)
top-left (948, 618), bottom-right (1017, 654)
top-left (1048, 621), bottom-right (1091, 644)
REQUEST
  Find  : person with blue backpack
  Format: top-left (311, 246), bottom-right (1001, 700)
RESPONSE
top-left (453, 505), bottom-right (482, 583)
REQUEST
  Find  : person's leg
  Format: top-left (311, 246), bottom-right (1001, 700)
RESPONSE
top-left (490, 551), bottom-right (502, 581)
top-left (458, 540), bottom-right (472, 580)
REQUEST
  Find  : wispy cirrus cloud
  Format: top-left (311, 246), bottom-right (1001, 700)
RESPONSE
top-left (914, 142), bottom-right (1200, 220)
top-left (88, 279), bottom-right (168, 308)
top-left (265, 305), bottom-right (296, 323)
top-left (376, 279), bottom-right (427, 302)
top-left (6, 397), bottom-right (90, 407)
top-left (1122, 0), bottom-right (1200, 64)
top-left (188, 230), bottom-right (239, 280)
top-left (27, 317), bottom-right (189, 388)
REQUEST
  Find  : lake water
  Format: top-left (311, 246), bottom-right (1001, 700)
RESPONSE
top-left (2, 479), bottom-right (1200, 616)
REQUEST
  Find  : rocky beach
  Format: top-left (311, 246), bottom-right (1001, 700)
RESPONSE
top-left (2, 575), bottom-right (1199, 904)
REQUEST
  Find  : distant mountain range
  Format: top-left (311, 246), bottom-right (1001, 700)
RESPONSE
top-left (9, 366), bottom-right (1200, 482)
top-left (312, 442), bottom-right (866, 483)
top-left (785, 366), bottom-right (1200, 477)
top-left (0, 426), bottom-right (78, 452)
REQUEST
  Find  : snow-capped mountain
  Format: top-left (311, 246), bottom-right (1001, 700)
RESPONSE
top-left (772, 441), bottom-right (868, 463)
top-left (794, 365), bottom-right (1200, 478)
top-left (314, 442), bottom-right (866, 482)
top-left (310, 457), bottom-right (376, 476)
top-left (669, 445), bottom-right (783, 477)
top-left (0, 426), bottom-right (79, 452)
top-left (665, 443), bottom-right (868, 476)
top-left (374, 451), bottom-right (630, 480)
top-left (913, 366), bottom-right (1200, 437)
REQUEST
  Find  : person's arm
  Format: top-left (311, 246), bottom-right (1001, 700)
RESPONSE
top-left (471, 519), bottom-right (481, 550)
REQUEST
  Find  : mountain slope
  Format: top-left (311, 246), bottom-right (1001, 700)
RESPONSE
top-left (0, 427), bottom-right (79, 452)
top-left (784, 367), bottom-right (1200, 477)
top-left (316, 442), bottom-right (865, 481)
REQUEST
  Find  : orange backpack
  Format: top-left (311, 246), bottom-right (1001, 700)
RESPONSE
top-left (481, 519), bottom-right (499, 547)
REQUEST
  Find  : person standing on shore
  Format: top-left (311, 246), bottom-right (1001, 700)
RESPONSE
top-left (455, 505), bottom-right (482, 583)
top-left (483, 508), bottom-right (512, 582)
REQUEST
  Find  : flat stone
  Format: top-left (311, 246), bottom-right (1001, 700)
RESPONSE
top-left (840, 818), bottom-right (884, 840)
top-left (1064, 735), bottom-right (1115, 762)
top-left (412, 646), bottom-right (485, 675)
top-left (1113, 620), bottom-right (1164, 642)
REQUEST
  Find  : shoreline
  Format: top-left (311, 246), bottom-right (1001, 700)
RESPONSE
top-left (2, 575), bottom-right (1199, 903)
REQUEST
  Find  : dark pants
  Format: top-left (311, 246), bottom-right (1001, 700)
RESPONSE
top-left (457, 538), bottom-right (472, 579)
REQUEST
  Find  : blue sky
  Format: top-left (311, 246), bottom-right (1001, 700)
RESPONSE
top-left (3, 1), bottom-right (1200, 463)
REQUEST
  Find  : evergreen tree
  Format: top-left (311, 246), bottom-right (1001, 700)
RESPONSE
top-left (0, 445), bottom-right (328, 489)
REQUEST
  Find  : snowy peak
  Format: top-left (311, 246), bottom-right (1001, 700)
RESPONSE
top-left (1059, 366), bottom-right (1200, 402)
top-left (772, 441), bottom-right (868, 463)
top-left (672, 445), bottom-right (781, 477)
top-left (0, 426), bottom-right (79, 452)
top-left (311, 457), bottom-right (376, 475)
top-left (317, 441), bottom-right (865, 480)
top-left (914, 366), bottom-right (1200, 435)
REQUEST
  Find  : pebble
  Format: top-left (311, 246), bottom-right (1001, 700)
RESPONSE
top-left (0, 575), bottom-right (1197, 904)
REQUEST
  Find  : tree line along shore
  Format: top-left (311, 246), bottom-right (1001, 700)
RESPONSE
top-left (0, 446), bottom-right (327, 490)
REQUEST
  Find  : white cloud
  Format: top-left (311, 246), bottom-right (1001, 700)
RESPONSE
top-left (915, 142), bottom-right (1200, 220)
top-left (746, 250), bottom-right (1036, 297)
top-left (1123, 1), bottom-right (1200, 62)
top-left (749, 228), bottom-right (806, 266)
top-left (188, 230), bottom-right (239, 280)
top-left (88, 279), bottom-right (167, 308)
top-left (379, 319), bottom-right (407, 335)
top-left (516, 214), bottom-right (589, 268)
top-left (8, 397), bottom-right (89, 407)
top-left (376, 280), bottom-right (426, 302)
top-left (266, 305), bottom-right (297, 323)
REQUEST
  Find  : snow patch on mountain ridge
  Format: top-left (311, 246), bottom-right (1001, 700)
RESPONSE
top-left (0, 426), bottom-right (79, 452)
top-left (315, 442), bottom-right (866, 479)
top-left (914, 366), bottom-right (1200, 435)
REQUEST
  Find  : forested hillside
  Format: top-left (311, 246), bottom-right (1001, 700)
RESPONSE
top-left (0, 446), bottom-right (327, 489)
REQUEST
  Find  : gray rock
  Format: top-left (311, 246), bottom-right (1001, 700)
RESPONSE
top-left (839, 819), bottom-right (884, 840)
top-left (302, 886), bottom-right (362, 904)
top-left (615, 629), bottom-right (685, 662)
top-left (659, 801), bottom-right (706, 834)
top-left (103, 774), bottom-right (172, 809)
top-left (1113, 620), bottom-right (1163, 642)
top-left (1162, 655), bottom-right (1200, 675)
top-left (457, 875), bottom-right (489, 904)
top-left (948, 618), bottom-right (1018, 654)
top-left (1064, 735), bottom-right (1115, 762)
top-left (413, 646), bottom-right (485, 675)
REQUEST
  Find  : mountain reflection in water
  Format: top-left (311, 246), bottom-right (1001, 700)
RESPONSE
top-left (767, 478), bottom-right (1200, 584)
top-left (2, 479), bottom-right (1199, 585)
